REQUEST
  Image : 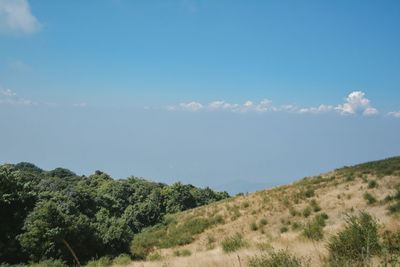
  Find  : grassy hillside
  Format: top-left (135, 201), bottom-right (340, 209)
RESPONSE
top-left (117, 157), bottom-right (400, 267)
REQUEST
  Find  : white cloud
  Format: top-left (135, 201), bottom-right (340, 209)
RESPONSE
top-left (297, 91), bottom-right (378, 116)
top-left (166, 91), bottom-right (382, 116)
top-left (298, 104), bottom-right (334, 114)
top-left (335, 91), bottom-right (378, 115)
top-left (179, 101), bottom-right (203, 111)
top-left (0, 0), bottom-right (41, 35)
top-left (73, 102), bottom-right (87, 107)
top-left (0, 87), bottom-right (35, 105)
top-left (387, 111), bottom-right (400, 118)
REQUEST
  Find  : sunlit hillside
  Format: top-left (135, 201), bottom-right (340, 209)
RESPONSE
top-left (117, 157), bottom-right (400, 267)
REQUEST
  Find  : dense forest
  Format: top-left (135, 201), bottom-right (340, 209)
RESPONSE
top-left (0, 162), bottom-right (230, 266)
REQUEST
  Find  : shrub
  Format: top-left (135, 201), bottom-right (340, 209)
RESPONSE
top-left (112, 254), bottom-right (131, 265)
top-left (250, 221), bottom-right (258, 231)
top-left (310, 199), bottom-right (321, 212)
top-left (173, 249), bottom-right (191, 257)
top-left (85, 256), bottom-right (112, 267)
top-left (206, 234), bottom-right (216, 250)
top-left (363, 192), bottom-right (377, 205)
top-left (289, 207), bottom-right (297, 216)
top-left (381, 230), bottom-right (400, 264)
top-left (248, 250), bottom-right (310, 267)
top-left (280, 226), bottom-right (288, 233)
top-left (259, 218), bottom-right (268, 226)
top-left (304, 188), bottom-right (315, 198)
top-left (368, 180), bottom-right (377, 188)
top-left (29, 259), bottom-right (68, 267)
top-left (328, 211), bottom-right (380, 264)
top-left (302, 206), bottom-right (311, 218)
top-left (388, 200), bottom-right (400, 214)
top-left (303, 220), bottom-right (323, 241)
top-left (221, 233), bottom-right (246, 253)
top-left (146, 252), bottom-right (162, 261)
top-left (292, 222), bottom-right (301, 230)
top-left (242, 202), bottom-right (250, 208)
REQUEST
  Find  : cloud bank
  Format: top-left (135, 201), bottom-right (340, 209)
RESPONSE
top-left (0, 0), bottom-right (41, 35)
top-left (166, 91), bottom-right (383, 116)
top-left (0, 87), bottom-right (35, 105)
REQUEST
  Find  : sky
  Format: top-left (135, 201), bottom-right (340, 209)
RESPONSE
top-left (1, 0), bottom-right (400, 194)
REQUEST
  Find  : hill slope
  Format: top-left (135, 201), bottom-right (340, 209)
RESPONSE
top-left (122, 157), bottom-right (400, 267)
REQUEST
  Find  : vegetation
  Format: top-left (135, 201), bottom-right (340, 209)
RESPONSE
top-left (221, 233), bottom-right (246, 253)
top-left (328, 211), bottom-right (380, 265)
top-left (248, 250), bottom-right (310, 267)
top-left (0, 163), bottom-right (229, 265)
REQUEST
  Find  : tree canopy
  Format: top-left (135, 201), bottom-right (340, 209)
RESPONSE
top-left (0, 162), bottom-right (229, 265)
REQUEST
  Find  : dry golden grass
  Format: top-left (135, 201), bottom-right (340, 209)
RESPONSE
top-left (116, 164), bottom-right (400, 267)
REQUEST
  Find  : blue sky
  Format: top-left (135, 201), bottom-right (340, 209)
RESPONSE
top-left (1, 0), bottom-right (400, 193)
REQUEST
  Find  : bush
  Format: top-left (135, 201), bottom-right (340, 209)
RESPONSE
top-left (242, 202), bottom-right (250, 208)
top-left (85, 256), bottom-right (112, 267)
top-left (173, 249), bottom-right (191, 257)
top-left (259, 218), bottom-right (268, 226)
top-left (280, 227), bottom-right (288, 233)
top-left (382, 230), bottom-right (400, 264)
top-left (303, 220), bottom-right (323, 241)
top-left (292, 222), bottom-right (301, 230)
top-left (146, 252), bottom-right (162, 261)
top-left (112, 254), bottom-right (131, 265)
top-left (363, 192), bottom-right (377, 205)
top-left (328, 211), bottom-right (380, 264)
top-left (304, 188), bottom-right (315, 198)
top-left (248, 250), bottom-right (310, 267)
top-left (289, 207), bottom-right (297, 216)
top-left (310, 199), bottom-right (321, 212)
top-left (388, 200), bottom-right (400, 214)
top-left (302, 206), bottom-right (311, 218)
top-left (250, 221), bottom-right (258, 231)
top-left (30, 259), bottom-right (68, 267)
top-left (221, 233), bottom-right (246, 253)
top-left (368, 180), bottom-right (377, 188)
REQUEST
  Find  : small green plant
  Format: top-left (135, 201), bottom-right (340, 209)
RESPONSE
top-left (259, 218), bottom-right (268, 226)
top-left (303, 220), bottom-right (323, 241)
top-left (364, 192), bottom-right (377, 205)
top-left (112, 254), bottom-right (131, 265)
top-left (221, 233), bottom-right (246, 253)
top-left (146, 252), bottom-right (162, 261)
top-left (302, 206), bottom-right (311, 218)
top-left (292, 221), bottom-right (301, 230)
top-left (29, 259), bottom-right (68, 267)
top-left (368, 180), bottom-right (377, 188)
top-left (304, 188), bottom-right (315, 198)
top-left (173, 249), bottom-right (191, 257)
top-left (310, 199), bottom-right (321, 212)
top-left (388, 200), bottom-right (400, 214)
top-left (242, 201), bottom-right (250, 208)
top-left (280, 226), bottom-right (288, 233)
top-left (289, 207), bottom-right (297, 216)
top-left (248, 250), bottom-right (310, 267)
top-left (85, 256), bottom-right (112, 267)
top-left (250, 221), bottom-right (258, 231)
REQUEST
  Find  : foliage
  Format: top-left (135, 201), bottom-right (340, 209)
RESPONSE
top-left (248, 250), bottom-right (310, 267)
top-left (368, 180), bottom-right (377, 188)
top-left (250, 221), bottom-right (258, 231)
top-left (363, 192), bottom-right (377, 205)
top-left (221, 233), bottom-right (246, 253)
top-left (0, 163), bottom-right (229, 265)
top-left (328, 211), bottom-right (380, 264)
top-left (173, 249), bottom-right (191, 257)
top-left (130, 215), bottom-right (225, 259)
